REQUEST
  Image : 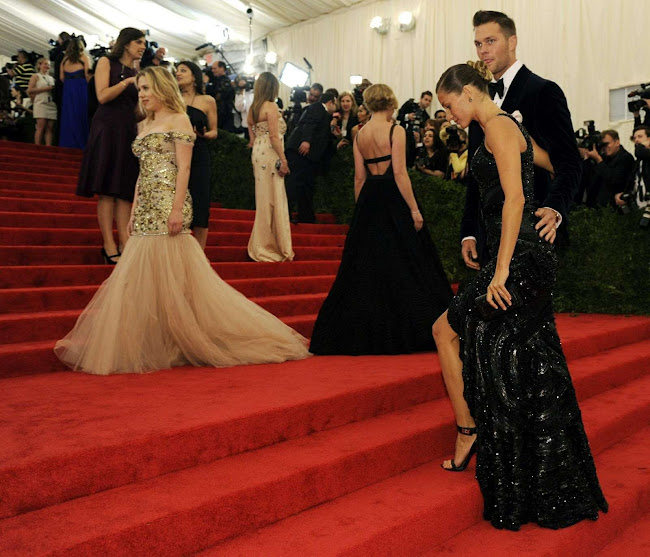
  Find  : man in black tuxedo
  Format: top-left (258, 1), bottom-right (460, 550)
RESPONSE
top-left (461, 10), bottom-right (581, 269)
top-left (284, 92), bottom-right (337, 223)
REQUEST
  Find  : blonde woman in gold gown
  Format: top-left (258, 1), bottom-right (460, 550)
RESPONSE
top-left (55, 67), bottom-right (310, 375)
top-left (247, 72), bottom-right (294, 262)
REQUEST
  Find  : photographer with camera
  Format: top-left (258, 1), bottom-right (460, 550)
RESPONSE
top-left (397, 91), bottom-right (432, 166)
top-left (235, 74), bottom-right (254, 140)
top-left (628, 84), bottom-right (650, 127)
top-left (209, 61), bottom-right (235, 132)
top-left (614, 126), bottom-right (650, 227)
top-left (308, 83), bottom-right (324, 104)
top-left (141, 45), bottom-right (166, 69)
top-left (587, 129), bottom-right (635, 207)
top-left (441, 125), bottom-right (469, 181)
top-left (13, 50), bottom-right (36, 94)
top-left (414, 128), bottom-right (448, 177)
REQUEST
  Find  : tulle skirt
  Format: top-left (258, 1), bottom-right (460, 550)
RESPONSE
top-left (54, 233), bottom-right (311, 375)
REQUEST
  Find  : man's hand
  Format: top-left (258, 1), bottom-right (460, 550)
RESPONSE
top-left (587, 145), bottom-right (603, 163)
top-left (534, 208), bottom-right (558, 243)
top-left (614, 192), bottom-right (627, 207)
top-left (298, 141), bottom-right (310, 156)
top-left (461, 238), bottom-right (480, 270)
top-left (408, 113), bottom-right (416, 121)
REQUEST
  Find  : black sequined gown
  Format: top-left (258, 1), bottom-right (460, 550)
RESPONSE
top-left (447, 114), bottom-right (608, 530)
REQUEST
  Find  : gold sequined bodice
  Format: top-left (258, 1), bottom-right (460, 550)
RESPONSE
top-left (131, 131), bottom-right (195, 236)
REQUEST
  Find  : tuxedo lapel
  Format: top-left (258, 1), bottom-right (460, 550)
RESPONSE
top-left (501, 65), bottom-right (531, 114)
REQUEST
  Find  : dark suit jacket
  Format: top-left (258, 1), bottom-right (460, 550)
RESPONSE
top-left (462, 65), bottom-right (582, 254)
top-left (285, 102), bottom-right (332, 162)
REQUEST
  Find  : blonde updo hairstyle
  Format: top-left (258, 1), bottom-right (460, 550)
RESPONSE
top-left (435, 60), bottom-right (493, 96)
top-left (136, 66), bottom-right (186, 121)
top-left (363, 83), bottom-right (398, 113)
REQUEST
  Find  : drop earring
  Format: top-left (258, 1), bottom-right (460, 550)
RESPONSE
top-left (469, 97), bottom-right (473, 103)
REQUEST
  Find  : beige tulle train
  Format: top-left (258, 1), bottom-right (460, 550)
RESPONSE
top-left (54, 233), bottom-right (311, 375)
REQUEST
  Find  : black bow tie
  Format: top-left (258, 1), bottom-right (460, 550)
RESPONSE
top-left (488, 78), bottom-right (505, 99)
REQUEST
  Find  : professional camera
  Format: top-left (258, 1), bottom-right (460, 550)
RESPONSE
top-left (446, 125), bottom-right (462, 152)
top-left (289, 85), bottom-right (310, 104)
top-left (404, 98), bottom-right (426, 133)
top-left (13, 50), bottom-right (42, 66)
top-left (575, 120), bottom-right (603, 151)
top-left (89, 45), bottom-right (110, 63)
top-left (628, 84), bottom-right (650, 113)
top-left (237, 75), bottom-right (255, 92)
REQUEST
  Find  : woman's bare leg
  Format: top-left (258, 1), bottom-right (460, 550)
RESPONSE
top-left (193, 227), bottom-right (208, 251)
top-left (97, 196), bottom-right (118, 258)
top-left (114, 199), bottom-right (132, 252)
top-left (433, 310), bottom-right (477, 469)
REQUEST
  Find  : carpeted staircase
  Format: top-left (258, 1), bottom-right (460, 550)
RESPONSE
top-left (1, 141), bottom-right (649, 557)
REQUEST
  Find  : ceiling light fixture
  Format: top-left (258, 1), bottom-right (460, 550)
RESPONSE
top-left (398, 12), bottom-right (416, 32)
top-left (370, 16), bottom-right (390, 35)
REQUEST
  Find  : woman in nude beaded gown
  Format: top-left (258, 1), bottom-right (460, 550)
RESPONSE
top-left (55, 67), bottom-right (310, 375)
top-left (247, 72), bottom-right (294, 262)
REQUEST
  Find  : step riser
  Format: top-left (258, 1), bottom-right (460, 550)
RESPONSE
top-left (0, 212), bottom-right (349, 234)
top-left (0, 262), bottom-right (342, 288)
top-left (0, 163), bottom-right (79, 176)
top-left (0, 278), bottom-right (335, 314)
top-left (0, 295), bottom-right (325, 344)
top-left (0, 246), bottom-right (343, 266)
top-left (0, 315), bottom-right (315, 378)
top-left (0, 229), bottom-right (346, 248)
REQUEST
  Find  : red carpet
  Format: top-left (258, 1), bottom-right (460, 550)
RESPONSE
top-left (1, 140), bottom-right (649, 556)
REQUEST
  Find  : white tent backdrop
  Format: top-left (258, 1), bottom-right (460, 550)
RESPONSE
top-left (268, 0), bottom-right (648, 146)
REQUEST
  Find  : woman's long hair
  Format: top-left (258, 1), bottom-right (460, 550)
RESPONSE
top-left (250, 72), bottom-right (279, 124)
top-left (108, 27), bottom-right (145, 61)
top-left (176, 61), bottom-right (204, 95)
top-left (338, 91), bottom-right (358, 117)
top-left (64, 38), bottom-right (85, 64)
top-left (136, 66), bottom-right (186, 121)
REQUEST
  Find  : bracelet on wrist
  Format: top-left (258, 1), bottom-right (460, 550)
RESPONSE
top-left (411, 210), bottom-right (420, 215)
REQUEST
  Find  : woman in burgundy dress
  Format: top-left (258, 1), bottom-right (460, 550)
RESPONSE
top-left (76, 28), bottom-right (146, 264)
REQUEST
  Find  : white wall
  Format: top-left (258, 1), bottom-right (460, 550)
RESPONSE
top-left (269, 0), bottom-right (648, 151)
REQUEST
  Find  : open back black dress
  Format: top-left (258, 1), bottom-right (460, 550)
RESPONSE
top-left (310, 124), bottom-right (453, 355)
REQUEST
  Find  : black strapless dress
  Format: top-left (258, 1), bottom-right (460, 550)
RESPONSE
top-left (310, 125), bottom-right (453, 355)
top-left (448, 114), bottom-right (608, 530)
top-left (186, 105), bottom-right (211, 229)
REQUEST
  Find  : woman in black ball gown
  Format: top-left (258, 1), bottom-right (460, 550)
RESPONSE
top-left (310, 84), bottom-right (453, 356)
top-left (433, 62), bottom-right (607, 530)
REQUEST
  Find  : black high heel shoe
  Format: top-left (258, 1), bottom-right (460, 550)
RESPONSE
top-left (101, 248), bottom-right (120, 265)
top-left (441, 425), bottom-right (477, 472)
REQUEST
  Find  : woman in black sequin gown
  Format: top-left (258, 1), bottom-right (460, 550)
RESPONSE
top-left (433, 63), bottom-right (608, 530)
top-left (310, 84), bottom-right (453, 355)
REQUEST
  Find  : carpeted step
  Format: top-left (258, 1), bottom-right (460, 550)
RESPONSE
top-left (0, 353), bottom-right (445, 518)
top-left (0, 244), bottom-right (343, 265)
top-left (418, 440), bottom-right (650, 556)
top-left (0, 178), bottom-right (77, 194)
top-left (0, 293), bottom-right (326, 344)
top-left (0, 276), bottom-right (336, 313)
top-left (594, 512), bottom-right (650, 556)
top-left (0, 172), bottom-right (78, 186)
top-left (202, 421), bottom-right (650, 557)
top-left (2, 374), bottom-right (649, 557)
top-left (0, 261), bottom-right (342, 288)
top-left (0, 211), bottom-right (350, 234)
top-left (0, 162), bottom-right (79, 176)
top-left (1, 338), bottom-right (648, 518)
top-left (0, 141), bottom-right (82, 157)
top-left (0, 152), bottom-right (82, 166)
top-left (0, 189), bottom-right (81, 201)
top-left (0, 228), bottom-right (346, 248)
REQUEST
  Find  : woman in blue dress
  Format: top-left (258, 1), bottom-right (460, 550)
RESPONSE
top-left (59, 38), bottom-right (90, 149)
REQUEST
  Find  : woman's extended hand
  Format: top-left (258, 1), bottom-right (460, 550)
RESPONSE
top-left (486, 267), bottom-right (512, 310)
top-left (167, 208), bottom-right (183, 236)
top-left (411, 210), bottom-right (424, 231)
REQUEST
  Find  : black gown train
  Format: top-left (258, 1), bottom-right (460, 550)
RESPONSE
top-left (310, 124), bottom-right (453, 355)
top-left (447, 113), bottom-right (608, 530)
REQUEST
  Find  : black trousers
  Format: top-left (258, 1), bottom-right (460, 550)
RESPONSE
top-left (285, 150), bottom-right (317, 223)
